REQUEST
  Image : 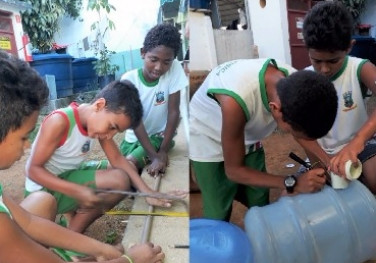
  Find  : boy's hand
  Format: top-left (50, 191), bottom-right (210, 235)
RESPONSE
top-left (147, 152), bottom-right (168, 176)
top-left (74, 186), bottom-right (102, 209)
top-left (330, 140), bottom-right (364, 177)
top-left (295, 168), bottom-right (326, 193)
top-left (95, 243), bottom-right (124, 261)
top-left (145, 190), bottom-right (188, 207)
top-left (126, 242), bottom-right (165, 263)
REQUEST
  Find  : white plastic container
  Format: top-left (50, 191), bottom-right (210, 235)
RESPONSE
top-left (245, 180), bottom-right (376, 263)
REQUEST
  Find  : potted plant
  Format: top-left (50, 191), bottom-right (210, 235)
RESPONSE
top-left (87, 0), bottom-right (119, 88)
top-left (21, 0), bottom-right (82, 53)
top-left (93, 44), bottom-right (119, 88)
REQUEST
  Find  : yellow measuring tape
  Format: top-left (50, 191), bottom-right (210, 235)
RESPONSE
top-left (105, 210), bottom-right (189, 217)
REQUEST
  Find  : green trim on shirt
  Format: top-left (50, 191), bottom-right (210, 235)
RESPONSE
top-left (330, 56), bottom-right (348, 81)
top-left (61, 107), bottom-right (76, 139)
top-left (207, 88), bottom-right (250, 121)
top-left (259, 59), bottom-right (274, 112)
top-left (0, 185), bottom-right (11, 216)
top-left (138, 68), bottom-right (159, 87)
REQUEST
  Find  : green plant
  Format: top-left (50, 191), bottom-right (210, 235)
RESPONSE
top-left (20, 0), bottom-right (82, 53)
top-left (93, 45), bottom-right (119, 77)
top-left (339, 0), bottom-right (366, 22)
top-left (87, 0), bottom-right (119, 77)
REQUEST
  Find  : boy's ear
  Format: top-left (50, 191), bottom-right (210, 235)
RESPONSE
top-left (347, 39), bottom-right (356, 54)
top-left (140, 47), bottom-right (145, 58)
top-left (269, 101), bottom-right (282, 117)
top-left (94, 98), bottom-right (106, 111)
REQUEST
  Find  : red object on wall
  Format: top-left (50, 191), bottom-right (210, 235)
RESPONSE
top-left (22, 34), bottom-right (32, 61)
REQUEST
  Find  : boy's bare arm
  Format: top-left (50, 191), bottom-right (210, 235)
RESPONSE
top-left (100, 139), bottom-right (155, 193)
top-left (0, 214), bottom-right (64, 262)
top-left (217, 94), bottom-right (325, 193)
top-left (27, 114), bottom-right (100, 207)
top-left (146, 91), bottom-right (181, 175)
top-left (331, 62), bottom-right (376, 175)
top-left (295, 138), bottom-right (330, 167)
top-left (133, 122), bottom-right (164, 170)
top-left (100, 139), bottom-right (176, 207)
top-left (159, 91), bottom-right (181, 153)
top-left (3, 194), bottom-right (123, 261)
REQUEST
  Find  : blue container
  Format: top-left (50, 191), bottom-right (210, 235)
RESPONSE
top-left (30, 54), bottom-right (73, 98)
top-left (190, 218), bottom-right (253, 263)
top-left (245, 180), bottom-right (376, 263)
top-left (190, 0), bottom-right (210, 10)
top-left (72, 57), bottom-right (98, 93)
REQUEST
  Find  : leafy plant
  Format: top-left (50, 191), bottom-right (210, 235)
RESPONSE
top-left (20, 0), bottom-right (82, 53)
top-left (93, 45), bottom-right (119, 77)
top-left (87, 0), bottom-right (119, 77)
top-left (339, 0), bottom-right (366, 22)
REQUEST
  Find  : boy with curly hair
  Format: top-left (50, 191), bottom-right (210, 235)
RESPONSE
top-left (120, 23), bottom-right (188, 176)
top-left (298, 1), bottom-right (376, 193)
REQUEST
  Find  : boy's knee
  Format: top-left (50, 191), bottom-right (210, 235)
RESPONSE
top-left (21, 191), bottom-right (57, 220)
top-left (109, 168), bottom-right (131, 189)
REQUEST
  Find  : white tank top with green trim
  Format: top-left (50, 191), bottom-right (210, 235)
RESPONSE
top-left (189, 58), bottom-right (296, 162)
top-left (0, 185), bottom-right (12, 217)
top-left (25, 103), bottom-right (94, 192)
top-left (306, 56), bottom-right (369, 154)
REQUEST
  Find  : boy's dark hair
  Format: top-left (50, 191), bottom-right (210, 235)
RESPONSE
top-left (277, 70), bottom-right (338, 139)
top-left (93, 80), bottom-right (143, 128)
top-left (143, 23), bottom-right (181, 57)
top-left (303, 1), bottom-right (353, 52)
top-left (0, 50), bottom-right (49, 143)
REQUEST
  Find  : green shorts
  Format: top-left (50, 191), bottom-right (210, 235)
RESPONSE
top-left (26, 160), bottom-right (108, 214)
top-left (191, 147), bottom-right (269, 221)
top-left (119, 133), bottom-right (175, 168)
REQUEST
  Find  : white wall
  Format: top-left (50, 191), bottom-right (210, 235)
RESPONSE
top-left (189, 11), bottom-right (217, 71)
top-left (360, 0), bottom-right (376, 38)
top-left (54, 0), bottom-right (160, 58)
top-left (247, 0), bottom-right (291, 64)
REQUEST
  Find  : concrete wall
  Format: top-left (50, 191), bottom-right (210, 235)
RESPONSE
top-left (213, 29), bottom-right (258, 65)
top-left (247, 0), bottom-right (291, 64)
top-left (189, 11), bottom-right (217, 71)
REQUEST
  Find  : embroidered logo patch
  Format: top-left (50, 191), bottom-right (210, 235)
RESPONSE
top-left (342, 91), bottom-right (357, 112)
top-left (155, 91), bottom-right (166, 105)
top-left (81, 140), bottom-right (91, 153)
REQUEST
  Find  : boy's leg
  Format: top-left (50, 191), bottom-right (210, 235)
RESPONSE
top-left (358, 138), bottom-right (376, 194)
top-left (20, 191), bottom-right (57, 221)
top-left (66, 168), bottom-right (131, 233)
top-left (191, 160), bottom-right (237, 221)
top-left (237, 148), bottom-right (269, 208)
top-left (119, 134), bottom-right (175, 172)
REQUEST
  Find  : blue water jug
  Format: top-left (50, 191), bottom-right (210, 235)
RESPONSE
top-left (190, 218), bottom-right (252, 263)
top-left (245, 180), bottom-right (376, 263)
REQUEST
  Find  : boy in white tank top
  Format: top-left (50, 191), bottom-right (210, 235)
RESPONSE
top-left (0, 50), bottom-right (164, 263)
top-left (298, 1), bottom-right (376, 194)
